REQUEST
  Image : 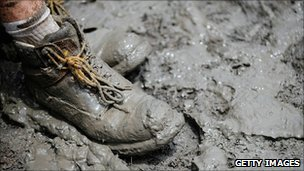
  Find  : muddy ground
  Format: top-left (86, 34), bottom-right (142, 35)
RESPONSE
top-left (0, 0), bottom-right (303, 170)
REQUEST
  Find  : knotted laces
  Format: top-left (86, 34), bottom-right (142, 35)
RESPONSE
top-left (42, 42), bottom-right (131, 112)
top-left (47, 0), bottom-right (69, 16)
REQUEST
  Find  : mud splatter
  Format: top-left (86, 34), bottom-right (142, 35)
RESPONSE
top-left (1, 1), bottom-right (303, 170)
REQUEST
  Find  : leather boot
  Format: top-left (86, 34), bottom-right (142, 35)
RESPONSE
top-left (15, 17), bottom-right (184, 155)
top-left (47, 0), bottom-right (149, 75)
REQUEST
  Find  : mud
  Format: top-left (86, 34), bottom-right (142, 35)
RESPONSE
top-left (1, 1), bottom-right (303, 170)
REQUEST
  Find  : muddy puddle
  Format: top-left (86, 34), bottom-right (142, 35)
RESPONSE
top-left (1, 1), bottom-right (303, 170)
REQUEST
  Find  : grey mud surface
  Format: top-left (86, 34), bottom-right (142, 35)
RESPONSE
top-left (0, 1), bottom-right (303, 170)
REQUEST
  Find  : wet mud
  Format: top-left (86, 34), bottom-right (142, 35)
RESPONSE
top-left (1, 1), bottom-right (303, 170)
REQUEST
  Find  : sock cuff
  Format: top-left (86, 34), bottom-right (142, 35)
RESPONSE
top-left (2, 7), bottom-right (60, 45)
top-left (2, 4), bottom-right (48, 32)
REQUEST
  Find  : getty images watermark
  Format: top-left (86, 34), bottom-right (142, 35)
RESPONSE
top-left (234, 159), bottom-right (301, 168)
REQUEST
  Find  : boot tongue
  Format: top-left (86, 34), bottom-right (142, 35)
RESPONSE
top-left (21, 19), bottom-right (82, 88)
top-left (53, 38), bottom-right (79, 55)
top-left (42, 20), bottom-right (81, 55)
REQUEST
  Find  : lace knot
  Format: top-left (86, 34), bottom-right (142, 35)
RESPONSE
top-left (43, 42), bottom-right (131, 108)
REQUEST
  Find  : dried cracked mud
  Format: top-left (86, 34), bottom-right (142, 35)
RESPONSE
top-left (0, 1), bottom-right (303, 170)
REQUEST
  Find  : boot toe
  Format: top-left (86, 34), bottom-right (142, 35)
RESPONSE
top-left (142, 98), bottom-right (185, 146)
top-left (108, 97), bottom-right (185, 155)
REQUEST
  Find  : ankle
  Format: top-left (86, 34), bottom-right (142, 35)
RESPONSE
top-left (1, 2), bottom-right (59, 45)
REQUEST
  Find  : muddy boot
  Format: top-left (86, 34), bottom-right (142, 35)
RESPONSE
top-left (93, 30), bottom-right (151, 75)
top-left (47, 0), bottom-right (149, 75)
top-left (15, 17), bottom-right (184, 155)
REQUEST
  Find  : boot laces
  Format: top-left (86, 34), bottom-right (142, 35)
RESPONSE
top-left (47, 0), bottom-right (69, 16)
top-left (43, 42), bottom-right (132, 111)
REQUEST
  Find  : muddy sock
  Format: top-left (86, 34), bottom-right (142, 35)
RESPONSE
top-left (1, 5), bottom-right (59, 46)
